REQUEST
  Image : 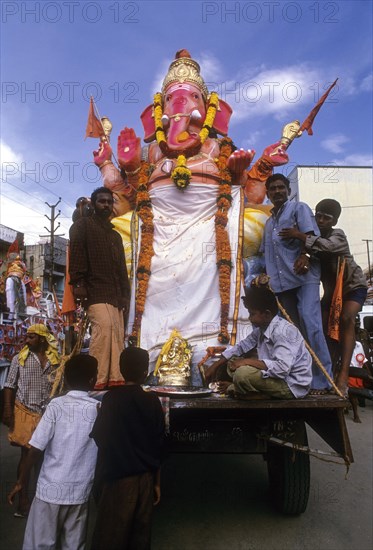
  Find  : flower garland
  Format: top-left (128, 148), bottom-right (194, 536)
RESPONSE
top-left (129, 161), bottom-right (155, 345)
top-left (153, 91), bottom-right (219, 191)
top-left (154, 93), bottom-right (166, 150)
top-left (214, 137), bottom-right (234, 344)
top-left (172, 154), bottom-right (190, 190)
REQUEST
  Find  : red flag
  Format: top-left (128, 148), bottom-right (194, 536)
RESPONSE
top-left (300, 78), bottom-right (338, 136)
top-left (6, 237), bottom-right (19, 258)
top-left (85, 97), bottom-right (104, 139)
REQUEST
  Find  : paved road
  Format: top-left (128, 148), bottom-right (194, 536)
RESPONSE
top-left (1, 402), bottom-right (372, 550)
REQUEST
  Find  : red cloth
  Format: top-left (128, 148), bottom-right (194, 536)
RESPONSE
top-left (61, 244), bottom-right (76, 315)
top-left (328, 258), bottom-right (345, 341)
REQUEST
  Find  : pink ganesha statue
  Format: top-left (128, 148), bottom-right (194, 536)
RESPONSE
top-left (92, 50), bottom-right (290, 384)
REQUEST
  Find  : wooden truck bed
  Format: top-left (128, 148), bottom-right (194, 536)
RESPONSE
top-left (166, 393), bottom-right (352, 462)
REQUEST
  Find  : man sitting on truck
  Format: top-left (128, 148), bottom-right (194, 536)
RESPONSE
top-left (205, 286), bottom-right (312, 399)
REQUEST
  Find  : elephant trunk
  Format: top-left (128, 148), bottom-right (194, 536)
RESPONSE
top-left (166, 113), bottom-right (202, 151)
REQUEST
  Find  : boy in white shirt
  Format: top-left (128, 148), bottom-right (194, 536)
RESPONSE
top-left (8, 354), bottom-right (98, 550)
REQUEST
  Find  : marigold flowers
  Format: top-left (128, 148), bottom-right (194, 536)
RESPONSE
top-left (171, 155), bottom-right (192, 190)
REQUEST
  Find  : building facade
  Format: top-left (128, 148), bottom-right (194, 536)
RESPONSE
top-left (288, 165), bottom-right (373, 275)
top-left (24, 236), bottom-right (68, 302)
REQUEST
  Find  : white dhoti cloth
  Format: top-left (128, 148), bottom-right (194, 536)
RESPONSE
top-left (128, 183), bottom-right (250, 384)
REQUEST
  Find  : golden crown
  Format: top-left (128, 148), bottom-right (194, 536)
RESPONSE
top-left (161, 50), bottom-right (209, 100)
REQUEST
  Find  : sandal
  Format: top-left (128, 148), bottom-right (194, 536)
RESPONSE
top-left (14, 511), bottom-right (28, 518)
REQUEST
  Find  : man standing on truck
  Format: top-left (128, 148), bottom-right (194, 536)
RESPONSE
top-left (69, 186), bottom-right (130, 390)
top-left (260, 174), bottom-right (333, 394)
top-left (205, 286), bottom-right (312, 398)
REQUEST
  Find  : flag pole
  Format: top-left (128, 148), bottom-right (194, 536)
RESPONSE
top-left (90, 97), bottom-right (120, 168)
top-left (90, 97), bottom-right (137, 195)
top-left (269, 78), bottom-right (339, 158)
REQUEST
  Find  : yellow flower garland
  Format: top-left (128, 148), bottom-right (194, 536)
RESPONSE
top-left (154, 93), bottom-right (166, 148)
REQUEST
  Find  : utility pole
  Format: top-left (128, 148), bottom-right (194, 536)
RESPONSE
top-left (40, 198), bottom-right (63, 291)
top-left (362, 239), bottom-right (372, 284)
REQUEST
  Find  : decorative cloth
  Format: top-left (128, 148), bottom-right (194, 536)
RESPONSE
top-left (328, 258), bottom-right (345, 341)
top-left (18, 324), bottom-right (60, 367)
top-left (127, 182), bottom-right (247, 381)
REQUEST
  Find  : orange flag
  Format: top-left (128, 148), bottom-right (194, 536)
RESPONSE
top-left (85, 97), bottom-right (104, 139)
top-left (300, 78), bottom-right (338, 136)
top-left (328, 257), bottom-right (345, 341)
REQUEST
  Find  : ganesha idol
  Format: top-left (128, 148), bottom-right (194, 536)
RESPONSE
top-left (92, 50), bottom-right (293, 384)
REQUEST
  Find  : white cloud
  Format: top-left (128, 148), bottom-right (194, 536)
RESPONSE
top-left (148, 60), bottom-right (346, 131)
top-left (338, 72), bottom-right (372, 96)
top-left (0, 140), bottom-right (23, 166)
top-left (1, 140), bottom-right (72, 244)
top-left (360, 74), bottom-right (373, 92)
top-left (321, 133), bottom-right (349, 154)
top-left (199, 51), bottom-right (224, 85)
top-left (0, 194), bottom-right (72, 245)
top-left (221, 64), bottom-right (323, 124)
top-left (150, 58), bottom-right (170, 95)
top-left (330, 153), bottom-right (373, 166)
top-left (150, 51), bottom-right (224, 97)
top-left (241, 131), bottom-right (264, 150)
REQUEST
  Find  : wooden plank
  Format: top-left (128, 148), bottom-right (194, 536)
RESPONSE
top-left (169, 394), bottom-right (348, 410)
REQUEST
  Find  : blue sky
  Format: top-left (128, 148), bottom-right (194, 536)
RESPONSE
top-left (1, 0), bottom-right (372, 243)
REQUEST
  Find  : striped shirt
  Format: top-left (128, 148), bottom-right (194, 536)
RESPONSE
top-left (4, 352), bottom-right (57, 414)
top-left (30, 391), bottom-right (98, 504)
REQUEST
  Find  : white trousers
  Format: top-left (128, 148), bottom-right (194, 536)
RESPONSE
top-left (23, 497), bottom-right (89, 550)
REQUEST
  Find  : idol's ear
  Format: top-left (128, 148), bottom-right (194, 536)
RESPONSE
top-left (140, 104), bottom-right (156, 143)
top-left (212, 99), bottom-right (232, 136)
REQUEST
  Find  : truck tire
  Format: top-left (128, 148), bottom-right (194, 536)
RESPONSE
top-left (267, 442), bottom-right (310, 515)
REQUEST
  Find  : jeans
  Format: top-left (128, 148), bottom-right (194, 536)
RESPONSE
top-left (277, 284), bottom-right (333, 390)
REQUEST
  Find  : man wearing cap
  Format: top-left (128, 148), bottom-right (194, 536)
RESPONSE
top-left (3, 324), bottom-right (60, 517)
top-left (262, 174), bottom-right (333, 393)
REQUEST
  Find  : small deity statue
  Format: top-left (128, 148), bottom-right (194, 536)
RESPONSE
top-left (5, 257), bottom-right (27, 320)
top-left (154, 329), bottom-right (192, 386)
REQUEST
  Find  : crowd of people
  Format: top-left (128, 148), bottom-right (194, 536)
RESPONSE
top-left (2, 173), bottom-right (370, 549)
top-left (5, 339), bottom-right (164, 550)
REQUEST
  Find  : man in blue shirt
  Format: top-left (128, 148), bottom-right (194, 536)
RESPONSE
top-left (205, 286), bottom-right (312, 398)
top-left (260, 174), bottom-right (332, 393)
